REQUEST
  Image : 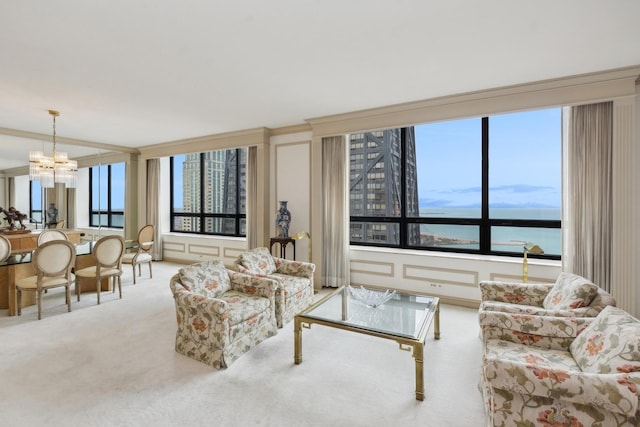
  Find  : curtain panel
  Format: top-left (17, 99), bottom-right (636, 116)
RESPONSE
top-left (146, 158), bottom-right (163, 260)
top-left (565, 101), bottom-right (613, 292)
top-left (246, 146), bottom-right (257, 249)
top-left (321, 135), bottom-right (350, 287)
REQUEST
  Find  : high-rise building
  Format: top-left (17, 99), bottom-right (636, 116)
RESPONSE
top-left (180, 149), bottom-right (246, 235)
top-left (349, 127), bottom-right (419, 244)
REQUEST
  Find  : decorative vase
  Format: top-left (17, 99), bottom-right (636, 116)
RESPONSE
top-left (276, 201), bottom-right (291, 238)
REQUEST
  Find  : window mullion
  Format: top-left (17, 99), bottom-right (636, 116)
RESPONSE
top-left (480, 117), bottom-right (490, 253)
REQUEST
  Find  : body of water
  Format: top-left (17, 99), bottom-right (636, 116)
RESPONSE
top-left (418, 208), bottom-right (561, 256)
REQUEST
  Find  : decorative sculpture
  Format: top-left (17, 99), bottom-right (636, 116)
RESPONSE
top-left (0, 206), bottom-right (29, 232)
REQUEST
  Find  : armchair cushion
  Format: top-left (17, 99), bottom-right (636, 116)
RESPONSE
top-left (570, 305), bottom-right (640, 374)
top-left (542, 272), bottom-right (599, 310)
top-left (236, 247), bottom-right (277, 275)
top-left (178, 260), bottom-right (231, 299)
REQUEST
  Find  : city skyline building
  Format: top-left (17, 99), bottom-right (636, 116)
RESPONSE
top-left (349, 127), bottom-right (419, 244)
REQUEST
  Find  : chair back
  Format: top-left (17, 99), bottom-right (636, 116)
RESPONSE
top-left (94, 235), bottom-right (125, 268)
top-left (0, 235), bottom-right (11, 262)
top-left (137, 224), bottom-right (154, 251)
top-left (33, 240), bottom-right (76, 280)
top-left (37, 229), bottom-right (69, 246)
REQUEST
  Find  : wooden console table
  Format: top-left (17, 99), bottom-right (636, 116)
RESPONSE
top-left (269, 237), bottom-right (295, 259)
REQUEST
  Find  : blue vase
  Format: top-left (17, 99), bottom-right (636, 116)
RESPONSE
top-left (276, 201), bottom-right (291, 238)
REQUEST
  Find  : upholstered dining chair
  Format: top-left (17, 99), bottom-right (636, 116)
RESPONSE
top-left (74, 235), bottom-right (125, 305)
top-left (15, 240), bottom-right (76, 320)
top-left (37, 229), bottom-right (69, 246)
top-left (122, 224), bottom-right (154, 284)
top-left (0, 235), bottom-right (11, 262)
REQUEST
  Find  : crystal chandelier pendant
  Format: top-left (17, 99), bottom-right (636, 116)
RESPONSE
top-left (29, 110), bottom-right (78, 188)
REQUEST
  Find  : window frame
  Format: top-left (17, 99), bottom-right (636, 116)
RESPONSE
top-left (169, 148), bottom-right (246, 237)
top-left (29, 180), bottom-right (43, 225)
top-left (89, 163), bottom-right (125, 229)
top-left (349, 115), bottom-right (561, 260)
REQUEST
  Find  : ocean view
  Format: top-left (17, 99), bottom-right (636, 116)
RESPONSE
top-left (418, 208), bottom-right (561, 256)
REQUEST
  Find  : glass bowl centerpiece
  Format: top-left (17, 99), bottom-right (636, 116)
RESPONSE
top-left (348, 285), bottom-right (396, 308)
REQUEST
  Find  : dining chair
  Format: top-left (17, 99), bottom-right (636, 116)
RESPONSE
top-left (0, 235), bottom-right (12, 262)
top-left (74, 235), bottom-right (125, 305)
top-left (15, 240), bottom-right (76, 320)
top-left (122, 224), bottom-right (154, 284)
top-left (37, 229), bottom-right (69, 246)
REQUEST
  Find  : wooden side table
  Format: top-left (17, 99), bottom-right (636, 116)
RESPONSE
top-left (270, 237), bottom-right (295, 259)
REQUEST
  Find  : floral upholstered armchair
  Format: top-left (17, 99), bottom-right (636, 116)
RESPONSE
top-left (482, 306), bottom-right (640, 427)
top-left (479, 273), bottom-right (615, 351)
top-left (479, 272), bottom-right (616, 318)
top-left (233, 247), bottom-right (315, 328)
top-left (169, 260), bottom-right (279, 369)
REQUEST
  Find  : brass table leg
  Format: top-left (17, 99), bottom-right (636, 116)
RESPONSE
top-left (294, 317), bottom-right (303, 364)
top-left (413, 343), bottom-right (424, 401)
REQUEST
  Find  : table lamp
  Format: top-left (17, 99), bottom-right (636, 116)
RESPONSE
top-left (523, 242), bottom-right (544, 283)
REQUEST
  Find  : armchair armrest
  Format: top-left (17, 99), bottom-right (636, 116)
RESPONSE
top-left (479, 280), bottom-right (553, 306)
top-left (479, 311), bottom-right (594, 350)
top-left (228, 270), bottom-right (278, 298)
top-left (274, 258), bottom-right (315, 279)
top-left (479, 301), bottom-right (577, 317)
top-left (170, 275), bottom-right (230, 347)
top-left (484, 357), bottom-right (640, 417)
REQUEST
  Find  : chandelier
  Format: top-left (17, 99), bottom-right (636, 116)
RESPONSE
top-left (29, 110), bottom-right (78, 188)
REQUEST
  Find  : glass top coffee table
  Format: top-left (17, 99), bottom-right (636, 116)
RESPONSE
top-left (294, 286), bottom-right (440, 401)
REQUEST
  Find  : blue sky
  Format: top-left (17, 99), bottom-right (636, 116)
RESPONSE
top-left (414, 108), bottom-right (561, 209)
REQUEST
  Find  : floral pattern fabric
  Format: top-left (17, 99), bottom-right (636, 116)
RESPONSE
top-left (542, 272), bottom-right (599, 310)
top-left (479, 311), bottom-right (595, 351)
top-left (178, 260), bottom-right (231, 299)
top-left (570, 305), bottom-right (640, 375)
top-left (169, 262), bottom-right (279, 369)
top-left (234, 248), bottom-right (316, 328)
top-left (234, 247), bottom-right (277, 275)
top-left (479, 276), bottom-right (615, 318)
top-left (481, 309), bottom-right (640, 427)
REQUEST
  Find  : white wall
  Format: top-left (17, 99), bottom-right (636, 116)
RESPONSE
top-left (270, 132), bottom-right (313, 262)
top-left (350, 247), bottom-right (560, 307)
top-left (12, 175), bottom-right (30, 213)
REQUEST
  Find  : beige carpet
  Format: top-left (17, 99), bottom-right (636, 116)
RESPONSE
top-left (0, 261), bottom-right (485, 427)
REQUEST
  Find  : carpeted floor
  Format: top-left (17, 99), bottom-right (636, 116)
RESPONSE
top-left (0, 261), bottom-right (485, 427)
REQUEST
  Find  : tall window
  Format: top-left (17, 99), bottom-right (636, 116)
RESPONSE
top-left (89, 162), bottom-right (125, 228)
top-left (30, 180), bottom-right (43, 223)
top-left (170, 148), bottom-right (246, 236)
top-left (350, 108), bottom-right (562, 258)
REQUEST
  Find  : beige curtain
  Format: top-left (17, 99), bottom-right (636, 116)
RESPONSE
top-left (146, 158), bottom-right (163, 260)
top-left (565, 101), bottom-right (613, 292)
top-left (246, 146), bottom-right (257, 249)
top-left (66, 188), bottom-right (76, 229)
top-left (322, 135), bottom-right (350, 287)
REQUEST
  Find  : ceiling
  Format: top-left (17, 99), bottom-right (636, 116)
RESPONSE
top-left (1, 1), bottom-right (640, 172)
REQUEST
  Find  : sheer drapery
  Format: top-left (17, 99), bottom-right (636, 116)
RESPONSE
top-left (321, 135), bottom-right (350, 287)
top-left (564, 101), bottom-right (613, 292)
top-left (246, 146), bottom-right (257, 249)
top-left (146, 158), bottom-right (163, 260)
